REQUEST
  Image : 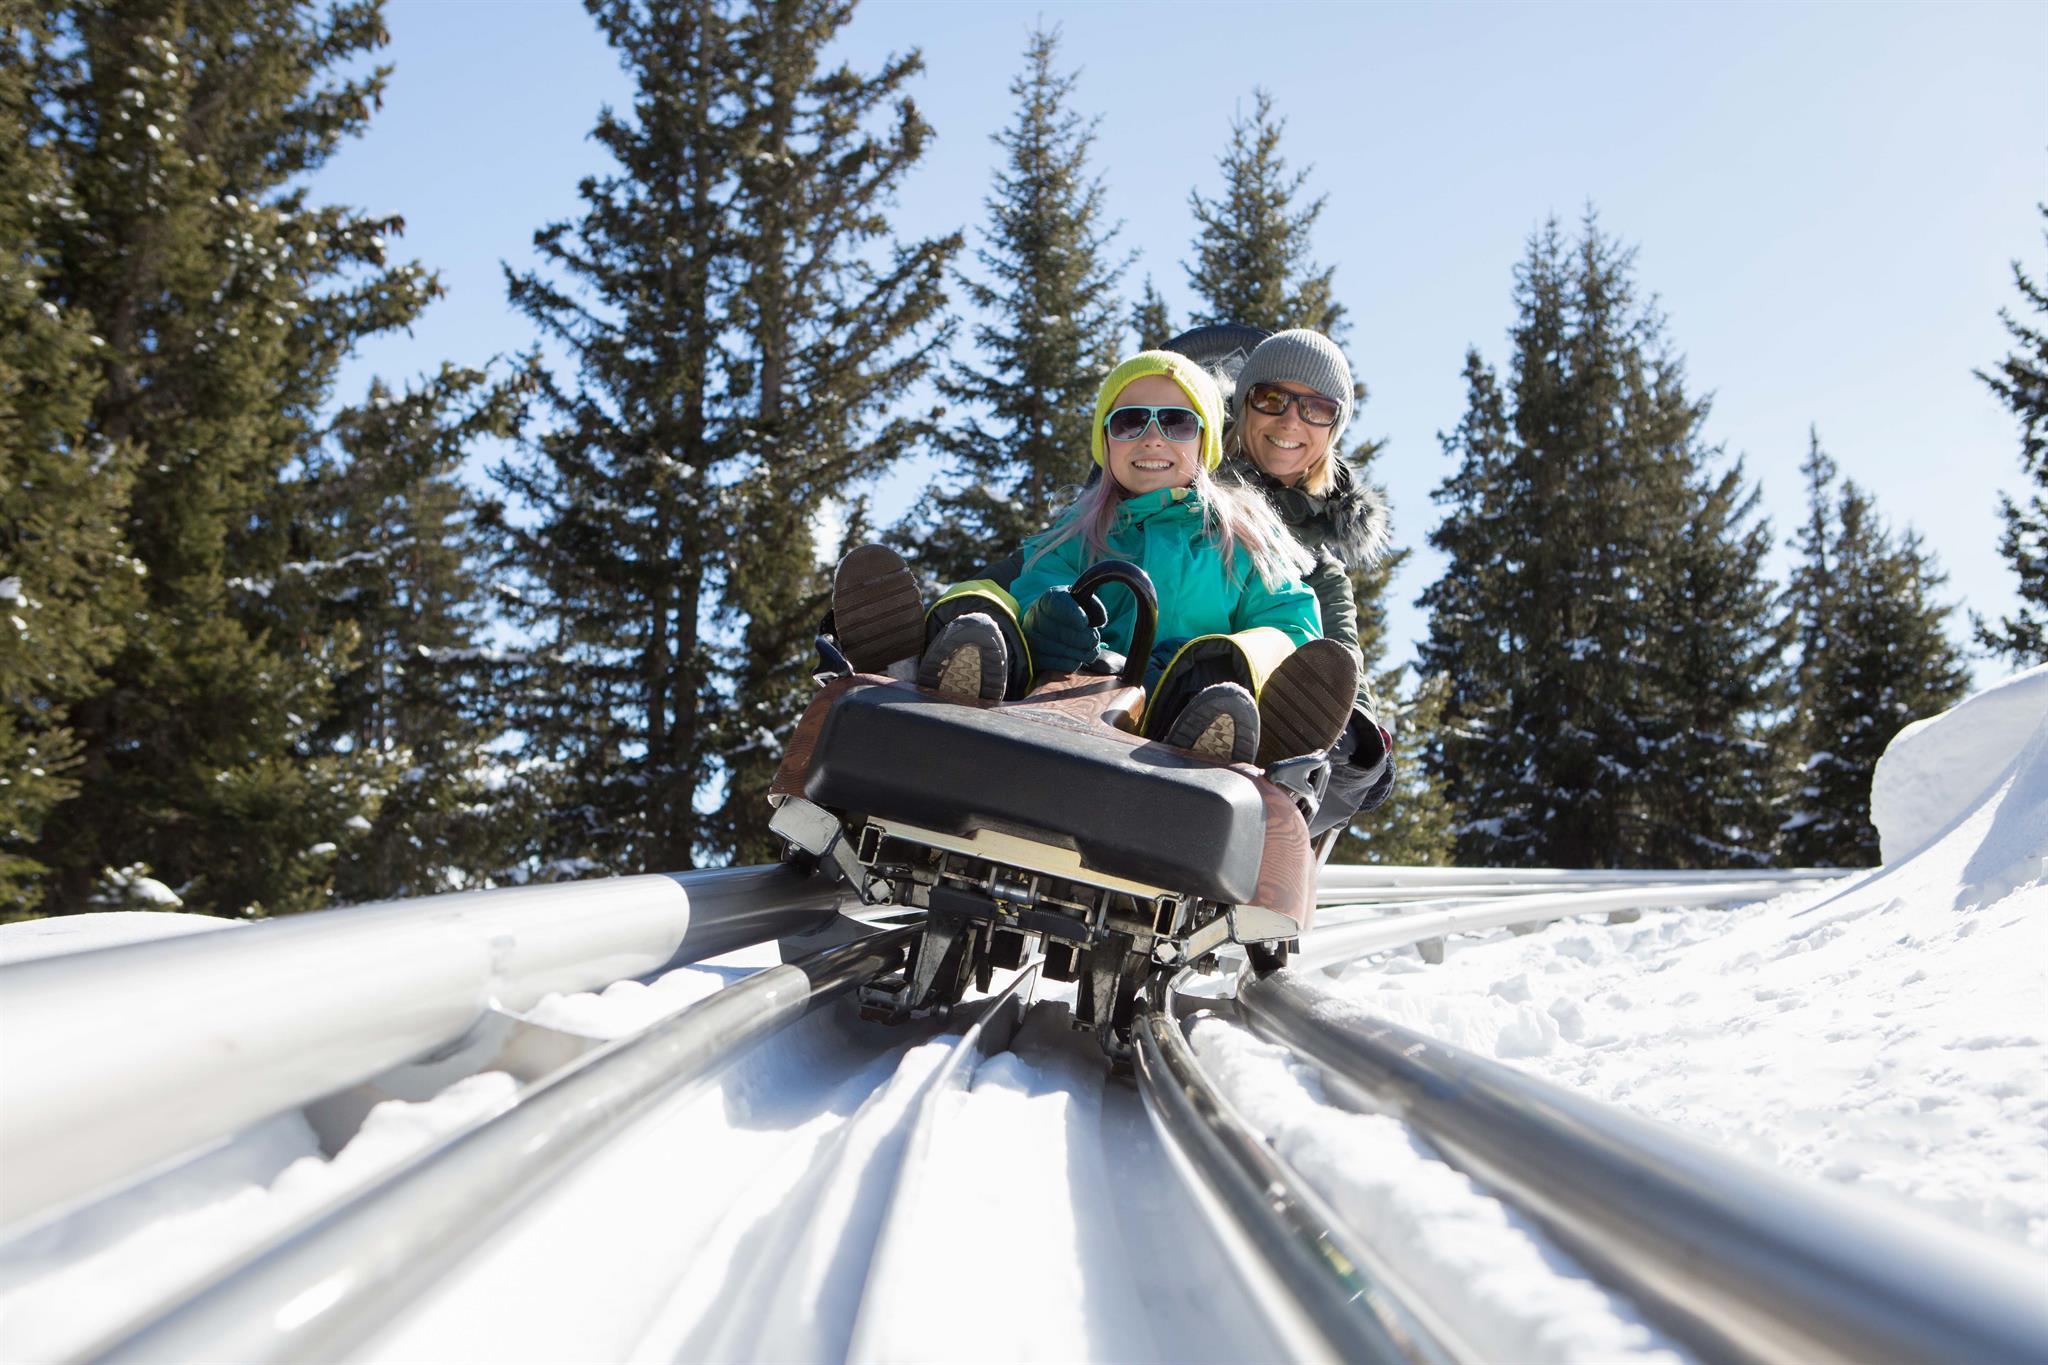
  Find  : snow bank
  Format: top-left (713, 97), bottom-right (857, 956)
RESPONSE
top-left (1872, 663), bottom-right (2048, 864)
top-left (0, 911), bottom-right (239, 968)
top-left (519, 961), bottom-right (744, 1038)
top-left (1328, 669), bottom-right (2048, 1254)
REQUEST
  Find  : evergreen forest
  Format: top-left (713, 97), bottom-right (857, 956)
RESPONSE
top-left (1, 0), bottom-right (2031, 918)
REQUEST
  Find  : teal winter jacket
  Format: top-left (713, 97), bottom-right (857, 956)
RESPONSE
top-left (1009, 485), bottom-right (1322, 656)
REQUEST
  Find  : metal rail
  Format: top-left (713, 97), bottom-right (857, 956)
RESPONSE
top-left (1130, 980), bottom-right (1459, 1365)
top-left (0, 863), bottom-right (845, 1229)
top-left (1238, 970), bottom-right (2048, 1365)
top-left (841, 965), bottom-right (1040, 1360)
top-left (1317, 865), bottom-right (1843, 888)
top-left (1295, 879), bottom-right (1830, 969)
top-left (82, 927), bottom-right (912, 1365)
top-left (1313, 877), bottom-right (1837, 907)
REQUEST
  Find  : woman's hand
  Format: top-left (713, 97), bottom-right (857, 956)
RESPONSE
top-left (1022, 588), bottom-right (1106, 674)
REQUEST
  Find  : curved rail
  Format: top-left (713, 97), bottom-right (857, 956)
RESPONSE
top-left (1130, 981), bottom-right (1457, 1365)
top-left (0, 863), bottom-right (846, 1230)
top-left (83, 928), bottom-right (913, 1365)
top-left (1238, 969), bottom-right (2048, 1365)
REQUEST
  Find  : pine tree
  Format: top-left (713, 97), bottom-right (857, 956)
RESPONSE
top-left (1420, 214), bottom-right (1781, 868)
top-left (0, 1), bottom-right (141, 915)
top-left (1638, 458), bottom-right (1786, 865)
top-left (497, 0), bottom-right (738, 877)
top-left (1975, 204), bottom-right (2048, 666)
top-left (1130, 277), bottom-right (1172, 352)
top-left (710, 0), bottom-right (960, 863)
top-left (1780, 433), bottom-right (1969, 865)
top-left (902, 23), bottom-right (1119, 589)
top-left (25, 0), bottom-right (444, 915)
top-left (499, 0), bottom-right (955, 872)
top-left (281, 365), bottom-right (534, 900)
top-left (1185, 88), bottom-right (1343, 338)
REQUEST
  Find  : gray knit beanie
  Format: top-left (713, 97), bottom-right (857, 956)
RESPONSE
top-left (1234, 328), bottom-right (1354, 450)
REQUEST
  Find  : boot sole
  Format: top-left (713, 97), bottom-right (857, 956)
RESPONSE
top-left (834, 545), bottom-right (926, 673)
top-left (931, 645), bottom-right (986, 698)
top-left (1190, 714), bottom-right (1241, 764)
top-left (1257, 640), bottom-right (1358, 766)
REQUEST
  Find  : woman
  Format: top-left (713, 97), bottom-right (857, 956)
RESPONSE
top-left (1221, 328), bottom-right (1396, 829)
top-left (832, 349), bottom-right (1358, 766)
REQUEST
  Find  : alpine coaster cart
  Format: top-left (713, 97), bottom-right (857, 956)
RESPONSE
top-left (766, 560), bottom-right (1324, 1063)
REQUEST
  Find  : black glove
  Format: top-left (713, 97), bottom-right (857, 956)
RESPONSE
top-left (1021, 587), bottom-right (1106, 674)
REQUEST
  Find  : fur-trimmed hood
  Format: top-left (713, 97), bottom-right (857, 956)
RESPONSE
top-left (1222, 455), bottom-right (1391, 570)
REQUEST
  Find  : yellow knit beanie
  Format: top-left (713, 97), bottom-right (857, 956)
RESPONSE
top-left (1091, 350), bottom-right (1225, 472)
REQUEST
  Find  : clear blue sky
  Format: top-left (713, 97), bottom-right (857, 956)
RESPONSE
top-left (320, 0), bottom-right (2047, 678)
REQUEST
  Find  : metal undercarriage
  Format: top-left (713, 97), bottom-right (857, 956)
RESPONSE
top-left (770, 795), bottom-right (1297, 1059)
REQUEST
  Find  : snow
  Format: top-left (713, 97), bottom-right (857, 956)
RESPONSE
top-left (87, 864), bottom-right (184, 910)
top-left (1872, 662), bottom-right (2048, 864)
top-left (1323, 667), bottom-right (2048, 1255)
top-left (519, 961), bottom-right (738, 1038)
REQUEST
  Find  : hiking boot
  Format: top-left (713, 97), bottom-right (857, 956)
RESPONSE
top-left (917, 612), bottom-right (1008, 700)
top-left (832, 544), bottom-right (926, 674)
top-left (1256, 639), bottom-right (1359, 766)
top-left (1165, 682), bottom-right (1260, 765)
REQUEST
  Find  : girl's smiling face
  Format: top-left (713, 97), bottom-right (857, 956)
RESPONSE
top-left (1104, 374), bottom-right (1202, 496)
top-left (1239, 379), bottom-right (1335, 487)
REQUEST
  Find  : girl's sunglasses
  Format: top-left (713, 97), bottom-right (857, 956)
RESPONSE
top-left (1244, 382), bottom-right (1341, 428)
top-left (1104, 405), bottom-right (1204, 443)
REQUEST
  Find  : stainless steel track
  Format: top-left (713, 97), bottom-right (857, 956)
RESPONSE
top-left (1130, 978), bottom-right (1461, 1365)
top-left (1296, 878), bottom-right (1831, 968)
top-left (83, 928), bottom-right (913, 1365)
top-left (840, 965), bottom-right (1041, 1359)
top-left (0, 862), bottom-right (848, 1230)
top-left (1238, 968), bottom-right (2048, 1365)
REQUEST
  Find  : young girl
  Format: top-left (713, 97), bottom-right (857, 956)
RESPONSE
top-left (833, 350), bottom-right (1357, 766)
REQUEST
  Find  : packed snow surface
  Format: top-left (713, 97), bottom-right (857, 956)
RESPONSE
top-left (1325, 666), bottom-right (2048, 1254)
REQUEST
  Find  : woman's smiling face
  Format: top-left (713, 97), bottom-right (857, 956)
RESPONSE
top-left (1240, 379), bottom-right (1335, 487)
top-left (1103, 374), bottom-right (1202, 495)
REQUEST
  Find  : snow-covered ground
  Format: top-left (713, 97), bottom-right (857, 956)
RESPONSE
top-left (1312, 664), bottom-right (2048, 1254)
top-left (0, 667), bottom-right (2042, 1362)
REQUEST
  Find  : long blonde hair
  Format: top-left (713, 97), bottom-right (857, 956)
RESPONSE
top-left (1027, 466), bottom-right (1313, 591)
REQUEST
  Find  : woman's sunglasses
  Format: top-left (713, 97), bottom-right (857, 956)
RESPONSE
top-left (1244, 382), bottom-right (1341, 428)
top-left (1104, 405), bottom-right (1204, 444)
